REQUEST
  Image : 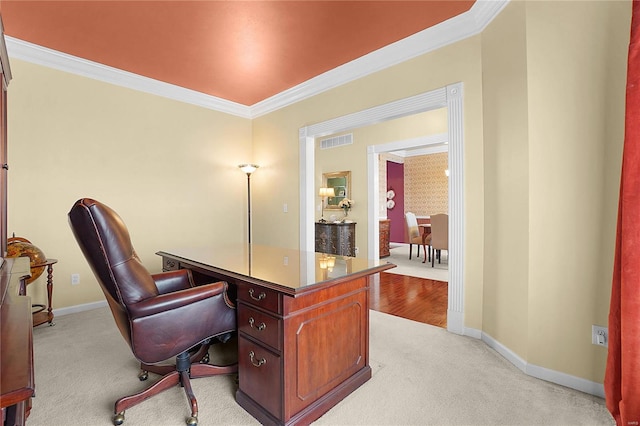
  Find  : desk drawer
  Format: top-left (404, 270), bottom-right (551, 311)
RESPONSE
top-left (238, 336), bottom-right (282, 419)
top-left (238, 305), bottom-right (281, 351)
top-left (236, 282), bottom-right (281, 313)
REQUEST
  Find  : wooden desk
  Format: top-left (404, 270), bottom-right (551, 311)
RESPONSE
top-left (1, 257), bottom-right (34, 426)
top-left (157, 244), bottom-right (395, 426)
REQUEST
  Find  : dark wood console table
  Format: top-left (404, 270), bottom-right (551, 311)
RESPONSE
top-left (157, 244), bottom-right (394, 426)
top-left (1, 257), bottom-right (34, 426)
top-left (315, 222), bottom-right (356, 257)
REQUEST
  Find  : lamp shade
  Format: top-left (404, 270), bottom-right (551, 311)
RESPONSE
top-left (239, 164), bottom-right (259, 174)
top-left (319, 187), bottom-right (335, 197)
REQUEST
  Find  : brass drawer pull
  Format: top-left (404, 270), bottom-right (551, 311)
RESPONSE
top-left (249, 351), bottom-right (267, 367)
top-left (249, 288), bottom-right (266, 301)
top-left (248, 317), bottom-right (266, 331)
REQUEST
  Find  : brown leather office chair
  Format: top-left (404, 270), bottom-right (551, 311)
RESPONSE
top-left (68, 198), bottom-right (237, 426)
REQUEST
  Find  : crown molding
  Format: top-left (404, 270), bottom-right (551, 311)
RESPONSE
top-left (5, 0), bottom-right (507, 119)
top-left (5, 36), bottom-right (252, 119)
top-left (250, 0), bottom-right (508, 117)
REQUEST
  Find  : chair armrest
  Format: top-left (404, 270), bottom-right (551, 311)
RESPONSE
top-left (129, 281), bottom-right (226, 319)
top-left (151, 269), bottom-right (194, 294)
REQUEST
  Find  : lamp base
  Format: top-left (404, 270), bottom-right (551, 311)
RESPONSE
top-left (318, 218), bottom-right (327, 223)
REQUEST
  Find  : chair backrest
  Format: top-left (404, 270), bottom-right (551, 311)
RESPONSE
top-left (430, 213), bottom-right (448, 250)
top-left (68, 198), bottom-right (159, 346)
top-left (405, 212), bottom-right (420, 240)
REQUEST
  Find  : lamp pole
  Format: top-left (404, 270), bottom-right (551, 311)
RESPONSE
top-left (238, 164), bottom-right (259, 244)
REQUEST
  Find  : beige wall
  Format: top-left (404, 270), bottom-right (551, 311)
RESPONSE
top-left (525, 0), bottom-right (628, 382)
top-left (482, 0), bottom-right (629, 384)
top-left (481, 0), bottom-right (531, 367)
top-left (7, 59), bottom-right (252, 309)
top-left (5, 0), bottom-right (631, 389)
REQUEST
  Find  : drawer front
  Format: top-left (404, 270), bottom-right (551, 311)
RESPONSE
top-left (238, 304), bottom-right (281, 351)
top-left (238, 336), bottom-right (282, 419)
top-left (236, 282), bottom-right (281, 313)
top-left (162, 257), bottom-right (179, 271)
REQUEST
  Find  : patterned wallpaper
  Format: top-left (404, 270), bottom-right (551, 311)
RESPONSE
top-left (379, 152), bottom-right (448, 217)
top-left (405, 152), bottom-right (449, 215)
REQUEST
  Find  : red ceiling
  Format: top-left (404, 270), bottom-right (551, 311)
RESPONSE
top-left (0, 1), bottom-right (474, 106)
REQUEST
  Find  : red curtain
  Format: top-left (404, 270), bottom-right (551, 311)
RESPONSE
top-left (605, 1), bottom-right (640, 423)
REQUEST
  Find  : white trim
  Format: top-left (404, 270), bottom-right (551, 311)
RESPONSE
top-left (525, 364), bottom-right (605, 399)
top-left (53, 299), bottom-right (108, 317)
top-left (5, 1), bottom-right (508, 118)
top-left (5, 36), bottom-right (252, 119)
top-left (300, 83), bottom-right (464, 335)
top-left (251, 0), bottom-right (508, 117)
top-left (384, 133), bottom-right (448, 158)
top-left (478, 329), bottom-right (605, 398)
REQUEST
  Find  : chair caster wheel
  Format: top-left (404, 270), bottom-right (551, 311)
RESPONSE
top-left (113, 412), bottom-right (125, 425)
top-left (186, 415), bottom-right (198, 426)
top-left (138, 370), bottom-right (148, 381)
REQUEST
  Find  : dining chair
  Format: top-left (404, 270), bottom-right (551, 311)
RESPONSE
top-left (404, 212), bottom-right (422, 260)
top-left (429, 213), bottom-right (448, 267)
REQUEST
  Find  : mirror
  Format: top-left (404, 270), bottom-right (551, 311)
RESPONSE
top-left (323, 171), bottom-right (351, 209)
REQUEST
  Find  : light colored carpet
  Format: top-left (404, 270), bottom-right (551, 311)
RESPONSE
top-left (28, 307), bottom-right (612, 426)
top-left (384, 242), bottom-right (448, 282)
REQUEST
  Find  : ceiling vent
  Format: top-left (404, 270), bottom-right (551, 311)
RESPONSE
top-left (320, 134), bottom-right (353, 150)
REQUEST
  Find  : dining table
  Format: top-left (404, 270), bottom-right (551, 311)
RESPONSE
top-left (419, 223), bottom-right (432, 263)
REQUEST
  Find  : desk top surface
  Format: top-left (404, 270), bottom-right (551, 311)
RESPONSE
top-left (158, 244), bottom-right (395, 294)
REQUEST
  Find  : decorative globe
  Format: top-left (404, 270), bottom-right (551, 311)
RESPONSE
top-left (6, 238), bottom-right (47, 284)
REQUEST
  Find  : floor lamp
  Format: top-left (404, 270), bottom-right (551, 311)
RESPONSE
top-left (238, 164), bottom-right (259, 244)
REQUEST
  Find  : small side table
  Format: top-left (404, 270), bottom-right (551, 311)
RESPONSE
top-left (31, 259), bottom-right (57, 327)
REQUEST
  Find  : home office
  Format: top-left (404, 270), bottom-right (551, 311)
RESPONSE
top-left (1, 0), bottom-right (632, 424)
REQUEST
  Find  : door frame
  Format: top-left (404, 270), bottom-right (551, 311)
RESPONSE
top-left (299, 83), bottom-right (464, 334)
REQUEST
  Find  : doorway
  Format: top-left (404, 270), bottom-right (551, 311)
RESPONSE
top-left (299, 83), bottom-right (464, 334)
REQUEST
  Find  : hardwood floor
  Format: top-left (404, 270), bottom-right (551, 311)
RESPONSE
top-left (369, 272), bottom-right (448, 328)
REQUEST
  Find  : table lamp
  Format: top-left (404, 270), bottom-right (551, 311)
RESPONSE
top-left (318, 187), bottom-right (335, 222)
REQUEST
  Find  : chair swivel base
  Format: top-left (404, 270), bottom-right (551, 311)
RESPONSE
top-left (112, 350), bottom-right (238, 426)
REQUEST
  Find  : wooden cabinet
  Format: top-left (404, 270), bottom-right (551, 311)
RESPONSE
top-left (1, 257), bottom-right (34, 426)
top-left (235, 277), bottom-right (370, 425)
top-left (315, 222), bottom-right (356, 257)
top-left (379, 219), bottom-right (390, 258)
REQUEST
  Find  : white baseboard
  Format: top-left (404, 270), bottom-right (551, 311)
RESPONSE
top-left (466, 327), bottom-right (605, 398)
top-left (447, 309), bottom-right (465, 335)
top-left (53, 300), bottom-right (108, 317)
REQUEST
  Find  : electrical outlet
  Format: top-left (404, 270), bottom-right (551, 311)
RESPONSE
top-left (592, 325), bottom-right (608, 347)
top-left (354, 247), bottom-right (359, 256)
top-left (71, 273), bottom-right (80, 285)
